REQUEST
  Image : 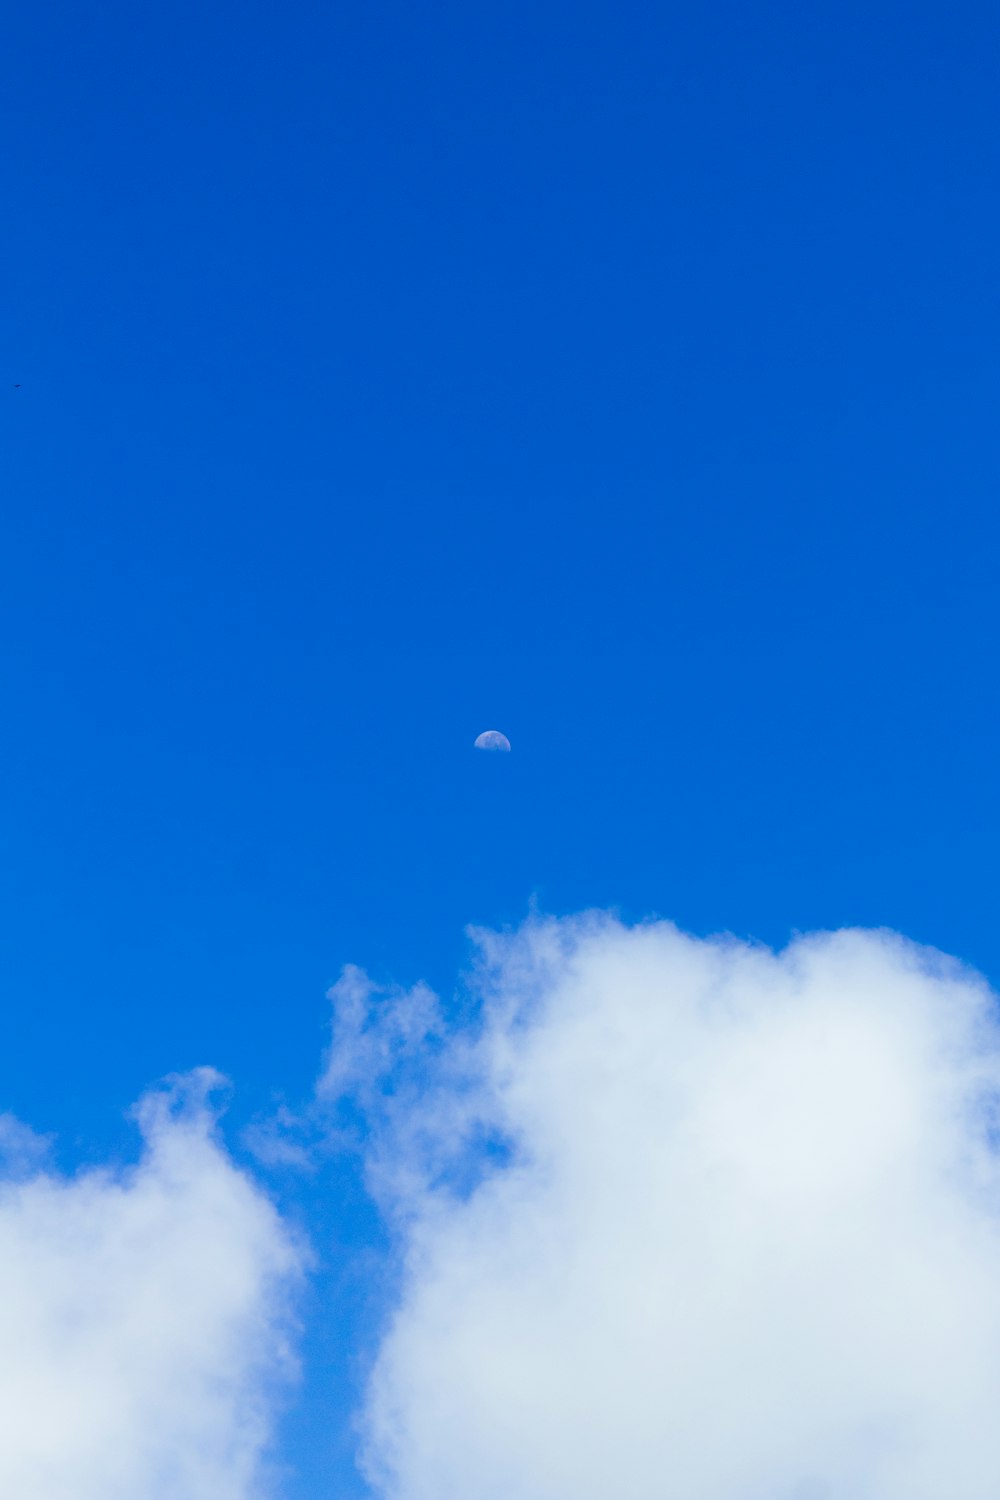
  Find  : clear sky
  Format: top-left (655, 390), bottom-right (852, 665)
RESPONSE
top-left (3, 4), bottom-right (1000, 1498)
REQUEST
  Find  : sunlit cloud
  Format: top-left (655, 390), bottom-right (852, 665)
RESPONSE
top-left (327, 916), bottom-right (1000, 1500)
top-left (0, 1068), bottom-right (304, 1500)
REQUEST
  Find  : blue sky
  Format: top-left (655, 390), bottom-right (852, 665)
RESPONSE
top-left (3, 3), bottom-right (1000, 1497)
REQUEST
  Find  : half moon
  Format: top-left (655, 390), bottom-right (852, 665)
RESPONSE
top-left (474, 730), bottom-right (511, 752)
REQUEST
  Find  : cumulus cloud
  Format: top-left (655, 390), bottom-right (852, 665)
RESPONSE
top-left (0, 1068), bottom-right (304, 1500)
top-left (329, 916), bottom-right (1000, 1500)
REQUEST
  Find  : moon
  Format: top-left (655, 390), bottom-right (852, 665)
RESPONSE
top-left (474, 730), bottom-right (511, 752)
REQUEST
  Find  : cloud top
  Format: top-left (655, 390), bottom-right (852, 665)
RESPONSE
top-left (334, 917), bottom-right (1000, 1500)
top-left (0, 1068), bottom-right (303, 1500)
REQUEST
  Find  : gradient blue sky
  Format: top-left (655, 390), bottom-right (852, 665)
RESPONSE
top-left (3, 3), bottom-right (1000, 1494)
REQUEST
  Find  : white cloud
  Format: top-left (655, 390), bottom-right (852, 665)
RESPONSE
top-left (335, 916), bottom-right (1000, 1500)
top-left (0, 1068), bottom-right (304, 1500)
